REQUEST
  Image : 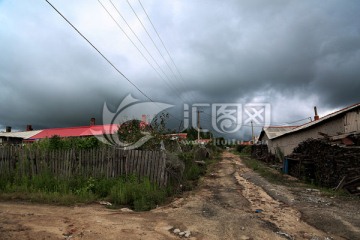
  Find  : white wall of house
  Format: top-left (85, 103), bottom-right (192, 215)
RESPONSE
top-left (344, 110), bottom-right (360, 132)
top-left (269, 109), bottom-right (360, 156)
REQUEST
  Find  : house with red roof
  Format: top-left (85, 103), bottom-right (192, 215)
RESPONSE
top-left (29, 124), bottom-right (119, 140)
top-left (0, 118), bottom-right (120, 144)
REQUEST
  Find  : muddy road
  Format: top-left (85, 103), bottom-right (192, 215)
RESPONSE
top-left (0, 152), bottom-right (358, 239)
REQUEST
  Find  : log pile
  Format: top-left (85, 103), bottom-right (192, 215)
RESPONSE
top-left (287, 136), bottom-right (360, 195)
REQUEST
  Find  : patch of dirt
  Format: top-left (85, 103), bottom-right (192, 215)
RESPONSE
top-left (239, 156), bottom-right (360, 240)
top-left (0, 152), bottom-right (358, 239)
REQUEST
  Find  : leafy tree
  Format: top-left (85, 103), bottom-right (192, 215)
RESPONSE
top-left (118, 119), bottom-right (147, 144)
top-left (48, 135), bottom-right (62, 150)
top-left (117, 113), bottom-right (170, 150)
top-left (182, 127), bottom-right (213, 140)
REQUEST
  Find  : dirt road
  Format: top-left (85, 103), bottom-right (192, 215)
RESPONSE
top-left (0, 152), bottom-right (357, 239)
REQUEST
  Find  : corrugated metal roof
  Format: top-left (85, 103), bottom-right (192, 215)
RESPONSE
top-left (272, 102), bottom-right (360, 140)
top-left (260, 126), bottom-right (298, 140)
top-left (0, 130), bottom-right (42, 139)
top-left (30, 124), bottom-right (119, 139)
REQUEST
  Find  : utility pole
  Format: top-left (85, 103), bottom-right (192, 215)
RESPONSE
top-left (178, 120), bottom-right (183, 133)
top-left (251, 120), bottom-right (254, 144)
top-left (197, 110), bottom-right (201, 141)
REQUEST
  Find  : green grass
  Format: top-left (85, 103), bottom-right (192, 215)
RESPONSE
top-left (238, 153), bottom-right (288, 184)
top-left (0, 173), bottom-right (172, 211)
top-left (234, 151), bottom-right (355, 198)
top-left (0, 146), bottom-right (222, 210)
top-left (177, 148), bottom-right (222, 191)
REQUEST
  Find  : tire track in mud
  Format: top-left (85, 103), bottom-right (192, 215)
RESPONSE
top-left (231, 152), bottom-right (341, 240)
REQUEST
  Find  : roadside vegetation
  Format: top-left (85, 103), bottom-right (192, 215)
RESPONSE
top-left (235, 146), bottom-right (289, 185)
top-left (234, 145), bottom-right (353, 197)
top-left (0, 133), bottom-right (222, 211)
top-left (0, 171), bottom-right (171, 211)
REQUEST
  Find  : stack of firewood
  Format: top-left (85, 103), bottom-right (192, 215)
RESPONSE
top-left (287, 137), bottom-right (360, 195)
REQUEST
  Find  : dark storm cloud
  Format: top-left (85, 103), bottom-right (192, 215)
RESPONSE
top-left (1, 0), bottom-right (359, 139)
top-left (177, 0), bottom-right (360, 106)
top-left (0, 0), bottom-right (135, 130)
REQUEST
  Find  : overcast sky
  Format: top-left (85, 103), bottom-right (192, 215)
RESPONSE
top-left (1, 0), bottom-right (360, 139)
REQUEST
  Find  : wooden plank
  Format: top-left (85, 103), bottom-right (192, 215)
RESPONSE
top-left (91, 148), bottom-right (94, 176)
top-left (155, 152), bottom-right (161, 185)
top-left (129, 150), bottom-right (134, 175)
top-left (147, 151), bottom-right (152, 181)
top-left (66, 149), bottom-right (70, 178)
top-left (101, 148), bottom-right (104, 176)
top-left (135, 150), bottom-right (140, 176)
top-left (159, 152), bottom-right (166, 187)
top-left (115, 148), bottom-right (119, 177)
top-left (125, 150), bottom-right (128, 176)
top-left (151, 151), bottom-right (157, 183)
top-left (335, 175), bottom-right (347, 190)
top-left (108, 147), bottom-right (112, 178)
top-left (112, 147), bottom-right (115, 178)
top-left (117, 148), bottom-right (120, 177)
top-left (139, 151), bottom-right (145, 178)
top-left (147, 151), bottom-right (151, 179)
top-left (104, 148), bottom-right (107, 178)
top-left (114, 147), bottom-right (117, 177)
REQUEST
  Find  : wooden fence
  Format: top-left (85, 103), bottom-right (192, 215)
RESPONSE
top-left (0, 146), bottom-right (169, 186)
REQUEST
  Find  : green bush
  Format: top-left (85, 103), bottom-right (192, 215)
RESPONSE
top-left (178, 151), bottom-right (207, 182)
top-left (240, 145), bottom-right (252, 155)
top-left (236, 145), bottom-right (246, 152)
top-left (109, 176), bottom-right (167, 211)
top-left (32, 136), bottom-right (101, 150)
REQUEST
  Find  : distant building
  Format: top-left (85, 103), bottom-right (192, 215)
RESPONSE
top-left (29, 124), bottom-right (118, 140)
top-left (264, 103), bottom-right (360, 156)
top-left (258, 126), bottom-right (298, 153)
top-left (196, 138), bottom-right (212, 144)
top-left (0, 117), bottom-right (160, 145)
top-left (0, 130), bottom-right (42, 144)
top-left (239, 140), bottom-right (253, 146)
top-left (0, 125), bottom-right (40, 144)
top-left (166, 133), bottom-right (188, 140)
top-left (0, 119), bottom-right (119, 144)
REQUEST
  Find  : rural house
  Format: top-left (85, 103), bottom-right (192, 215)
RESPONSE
top-left (0, 118), bottom-right (119, 144)
top-left (258, 126), bottom-right (298, 154)
top-left (0, 125), bottom-right (42, 145)
top-left (266, 103), bottom-right (360, 156)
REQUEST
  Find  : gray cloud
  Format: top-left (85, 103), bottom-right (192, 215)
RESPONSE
top-left (1, 0), bottom-right (359, 139)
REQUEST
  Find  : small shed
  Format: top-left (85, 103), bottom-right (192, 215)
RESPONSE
top-left (258, 126), bottom-right (298, 154)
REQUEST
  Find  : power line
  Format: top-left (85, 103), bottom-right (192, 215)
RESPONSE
top-left (45, 0), bottom-right (152, 102)
top-left (285, 117), bottom-right (312, 125)
top-left (46, 0), bottom-right (183, 123)
top-left (97, 0), bottom-right (156, 76)
top-left (126, 0), bottom-right (181, 87)
top-left (106, 0), bottom-right (186, 103)
top-left (138, 0), bottom-right (193, 99)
